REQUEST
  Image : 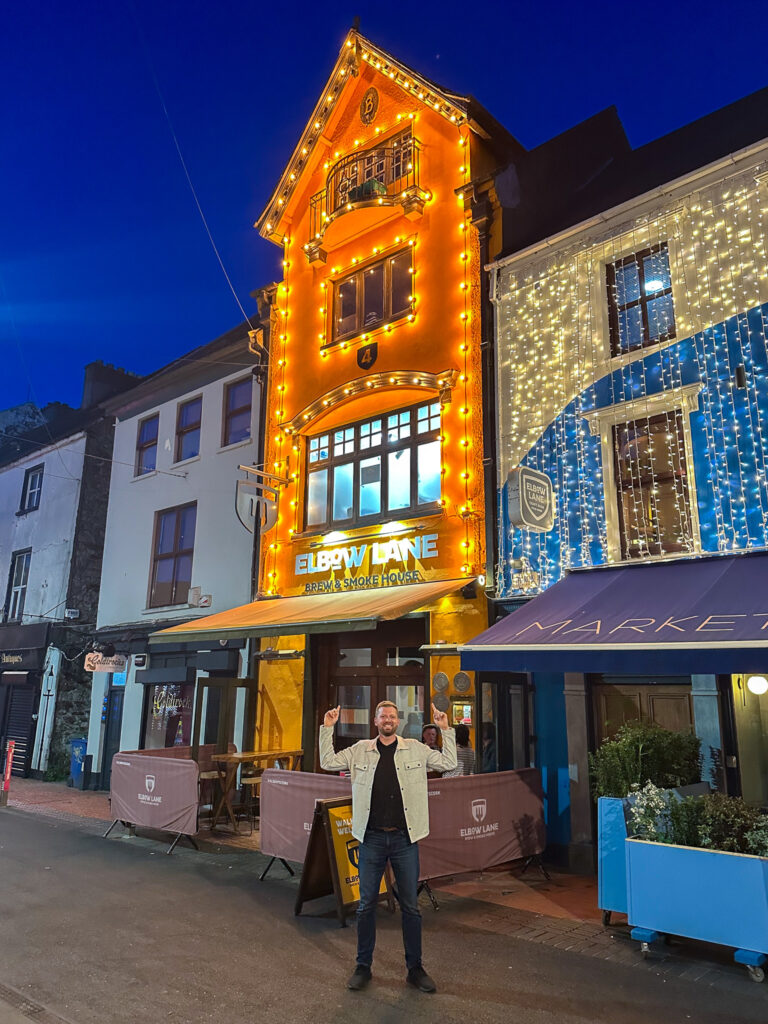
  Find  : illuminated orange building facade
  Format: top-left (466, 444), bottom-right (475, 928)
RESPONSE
top-left (248, 30), bottom-right (516, 759)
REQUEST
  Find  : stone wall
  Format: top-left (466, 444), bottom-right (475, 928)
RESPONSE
top-left (47, 626), bottom-right (93, 778)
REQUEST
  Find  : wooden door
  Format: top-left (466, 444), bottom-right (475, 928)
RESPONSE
top-left (592, 682), bottom-right (693, 745)
top-left (314, 618), bottom-right (427, 764)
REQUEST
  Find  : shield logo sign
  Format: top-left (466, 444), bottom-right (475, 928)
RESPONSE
top-left (471, 798), bottom-right (486, 823)
top-left (145, 775), bottom-right (156, 794)
top-left (357, 343), bottom-right (378, 371)
top-left (346, 838), bottom-right (360, 869)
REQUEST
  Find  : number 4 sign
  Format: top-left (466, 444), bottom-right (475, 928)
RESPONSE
top-left (356, 343), bottom-right (378, 370)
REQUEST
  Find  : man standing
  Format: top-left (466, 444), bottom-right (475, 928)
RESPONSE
top-left (319, 700), bottom-right (457, 993)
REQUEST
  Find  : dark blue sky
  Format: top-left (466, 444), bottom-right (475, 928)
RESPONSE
top-left (3, 0), bottom-right (767, 411)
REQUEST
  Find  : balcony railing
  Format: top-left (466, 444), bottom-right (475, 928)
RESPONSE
top-left (306, 137), bottom-right (427, 260)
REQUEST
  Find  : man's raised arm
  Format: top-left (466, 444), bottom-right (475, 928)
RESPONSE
top-left (424, 704), bottom-right (457, 773)
top-left (319, 705), bottom-right (354, 772)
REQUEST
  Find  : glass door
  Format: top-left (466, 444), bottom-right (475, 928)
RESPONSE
top-left (334, 682), bottom-right (373, 751)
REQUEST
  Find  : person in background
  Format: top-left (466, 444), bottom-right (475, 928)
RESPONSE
top-left (443, 723), bottom-right (475, 777)
top-left (402, 712), bottom-right (422, 739)
top-left (482, 722), bottom-right (498, 773)
top-left (421, 723), bottom-right (443, 777)
top-left (421, 724), bottom-right (441, 750)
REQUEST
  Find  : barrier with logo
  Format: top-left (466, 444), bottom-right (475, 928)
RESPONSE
top-left (294, 797), bottom-right (391, 926)
top-left (260, 769), bottom-right (352, 862)
top-left (261, 767), bottom-right (546, 884)
top-left (419, 767), bottom-right (546, 878)
top-left (107, 752), bottom-right (200, 854)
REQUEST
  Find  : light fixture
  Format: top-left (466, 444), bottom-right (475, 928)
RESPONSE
top-left (747, 675), bottom-right (768, 695)
top-left (256, 648), bottom-right (305, 662)
top-left (419, 643), bottom-right (460, 656)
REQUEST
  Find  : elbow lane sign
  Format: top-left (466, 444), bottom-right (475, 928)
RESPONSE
top-left (507, 466), bottom-right (554, 533)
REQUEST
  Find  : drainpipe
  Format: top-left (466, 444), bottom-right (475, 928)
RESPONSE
top-left (467, 187), bottom-right (498, 594)
top-left (248, 284), bottom-right (278, 602)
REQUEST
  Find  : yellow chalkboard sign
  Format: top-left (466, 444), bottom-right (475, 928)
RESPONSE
top-left (295, 798), bottom-right (391, 927)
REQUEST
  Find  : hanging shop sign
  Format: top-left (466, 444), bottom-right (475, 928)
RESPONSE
top-left (0, 649), bottom-right (45, 671)
top-left (296, 532), bottom-right (439, 592)
top-left (85, 652), bottom-right (127, 673)
top-left (507, 466), bottom-right (554, 533)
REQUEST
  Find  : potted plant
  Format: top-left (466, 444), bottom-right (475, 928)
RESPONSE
top-left (589, 722), bottom-right (702, 924)
top-left (626, 786), bottom-right (768, 981)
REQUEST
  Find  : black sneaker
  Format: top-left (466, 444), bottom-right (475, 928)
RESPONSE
top-left (406, 965), bottom-right (437, 993)
top-left (347, 965), bottom-right (372, 991)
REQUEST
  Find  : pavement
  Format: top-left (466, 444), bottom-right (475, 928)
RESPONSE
top-left (2, 776), bottom-right (768, 1019)
top-left (1, 806), bottom-right (768, 1024)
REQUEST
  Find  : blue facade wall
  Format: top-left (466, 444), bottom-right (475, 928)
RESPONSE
top-left (500, 301), bottom-right (768, 596)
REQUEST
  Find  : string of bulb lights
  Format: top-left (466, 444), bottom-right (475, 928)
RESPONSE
top-left (496, 160), bottom-right (768, 596)
top-left (257, 53), bottom-right (486, 596)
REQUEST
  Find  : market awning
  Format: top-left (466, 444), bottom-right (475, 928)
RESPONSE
top-left (460, 553), bottom-right (768, 674)
top-left (149, 577), bottom-right (471, 646)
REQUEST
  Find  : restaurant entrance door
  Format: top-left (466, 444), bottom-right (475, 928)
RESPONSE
top-left (314, 617), bottom-right (428, 762)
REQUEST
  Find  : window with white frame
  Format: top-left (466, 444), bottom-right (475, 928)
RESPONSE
top-left (304, 401), bottom-right (442, 531)
top-left (19, 464), bottom-right (44, 513)
top-left (6, 550), bottom-right (31, 622)
top-left (606, 243), bottom-right (675, 356)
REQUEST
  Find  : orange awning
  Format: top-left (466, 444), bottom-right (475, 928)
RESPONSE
top-left (149, 578), bottom-right (471, 645)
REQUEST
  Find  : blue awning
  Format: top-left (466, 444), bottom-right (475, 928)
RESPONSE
top-left (460, 552), bottom-right (768, 674)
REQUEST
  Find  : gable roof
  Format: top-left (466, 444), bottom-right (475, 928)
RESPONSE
top-left (256, 28), bottom-right (522, 243)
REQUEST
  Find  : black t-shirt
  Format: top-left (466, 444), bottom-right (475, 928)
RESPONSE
top-left (367, 738), bottom-right (407, 831)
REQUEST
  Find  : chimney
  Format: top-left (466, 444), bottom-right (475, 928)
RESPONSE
top-left (81, 362), bottom-right (139, 408)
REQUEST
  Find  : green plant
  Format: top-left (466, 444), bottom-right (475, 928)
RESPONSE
top-left (632, 788), bottom-right (768, 856)
top-left (698, 793), bottom-right (762, 853)
top-left (745, 818), bottom-right (768, 858)
top-left (666, 793), bottom-right (705, 847)
top-left (589, 721), bottom-right (701, 799)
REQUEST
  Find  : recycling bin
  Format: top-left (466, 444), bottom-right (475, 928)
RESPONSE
top-left (69, 738), bottom-right (87, 789)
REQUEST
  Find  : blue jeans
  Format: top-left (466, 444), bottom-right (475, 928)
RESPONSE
top-left (356, 828), bottom-right (421, 970)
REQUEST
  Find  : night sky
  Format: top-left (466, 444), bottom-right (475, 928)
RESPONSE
top-left (3, 0), bottom-right (767, 412)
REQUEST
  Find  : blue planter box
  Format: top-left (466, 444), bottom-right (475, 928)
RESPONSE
top-left (598, 784), bottom-right (709, 919)
top-left (598, 797), bottom-right (629, 916)
top-left (626, 837), bottom-right (768, 956)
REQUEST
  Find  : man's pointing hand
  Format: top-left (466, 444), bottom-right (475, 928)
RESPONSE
top-left (324, 705), bottom-right (341, 728)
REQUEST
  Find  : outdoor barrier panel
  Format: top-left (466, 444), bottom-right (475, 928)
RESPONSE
top-left (259, 767), bottom-right (546, 878)
top-left (110, 752), bottom-right (199, 836)
top-left (260, 770), bottom-right (352, 862)
top-left (419, 767), bottom-right (546, 878)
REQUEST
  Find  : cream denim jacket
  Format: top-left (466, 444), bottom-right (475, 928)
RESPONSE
top-left (319, 726), bottom-right (457, 843)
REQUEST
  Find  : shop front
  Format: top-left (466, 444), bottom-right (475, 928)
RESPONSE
top-left (461, 551), bottom-right (768, 870)
top-left (0, 623), bottom-right (49, 776)
top-left (150, 574), bottom-right (488, 767)
top-left (86, 633), bottom-right (247, 790)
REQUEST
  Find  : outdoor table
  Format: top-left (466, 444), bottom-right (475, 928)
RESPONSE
top-left (209, 750), bottom-right (303, 832)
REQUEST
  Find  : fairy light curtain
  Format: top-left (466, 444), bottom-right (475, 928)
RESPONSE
top-left (495, 162), bottom-right (768, 597)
